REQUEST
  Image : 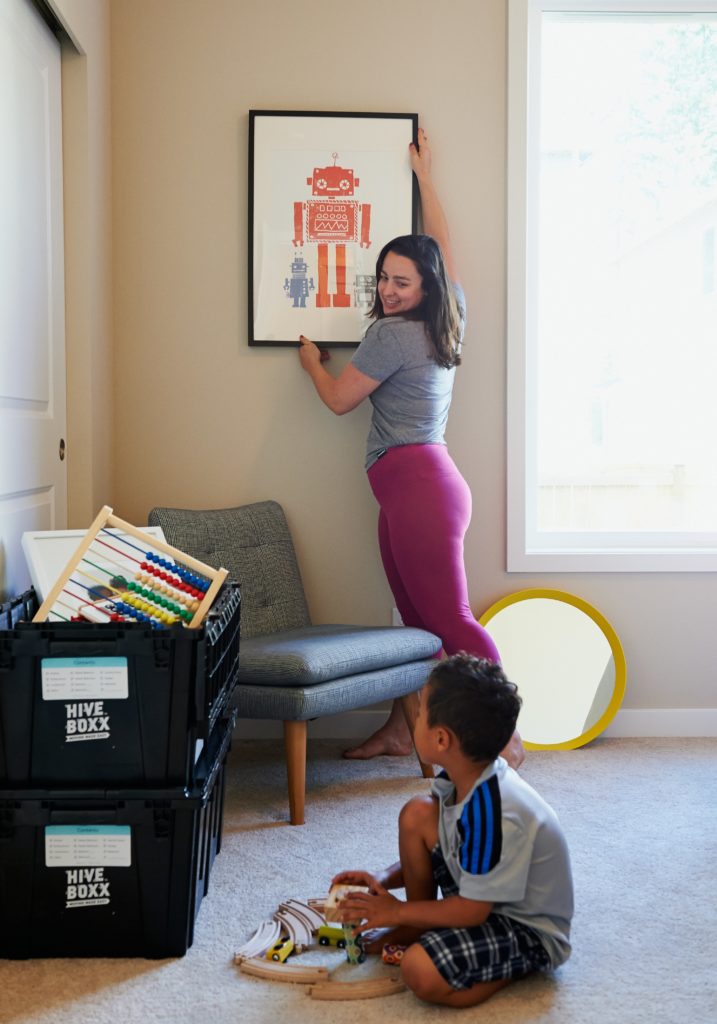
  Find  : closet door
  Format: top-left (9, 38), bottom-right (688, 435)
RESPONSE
top-left (0, 0), bottom-right (67, 599)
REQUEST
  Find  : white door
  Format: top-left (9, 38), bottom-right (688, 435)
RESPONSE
top-left (0, 0), bottom-right (67, 601)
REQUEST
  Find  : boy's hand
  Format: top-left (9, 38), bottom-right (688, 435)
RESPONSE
top-left (330, 870), bottom-right (380, 890)
top-left (338, 885), bottom-right (403, 932)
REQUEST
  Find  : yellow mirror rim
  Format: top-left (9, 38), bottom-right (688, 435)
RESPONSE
top-left (479, 588), bottom-right (627, 751)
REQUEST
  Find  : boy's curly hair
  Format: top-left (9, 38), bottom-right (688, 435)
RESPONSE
top-left (425, 653), bottom-right (522, 762)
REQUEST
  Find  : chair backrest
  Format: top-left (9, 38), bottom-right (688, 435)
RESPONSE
top-left (147, 501), bottom-right (311, 638)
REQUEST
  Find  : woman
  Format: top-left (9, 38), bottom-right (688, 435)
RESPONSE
top-left (299, 128), bottom-right (523, 767)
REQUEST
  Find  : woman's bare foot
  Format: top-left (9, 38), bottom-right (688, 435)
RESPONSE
top-left (501, 729), bottom-right (526, 770)
top-left (343, 700), bottom-right (415, 759)
top-left (343, 726), bottom-right (414, 760)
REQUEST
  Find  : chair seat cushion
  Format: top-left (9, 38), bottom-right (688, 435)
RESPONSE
top-left (233, 658), bottom-right (439, 720)
top-left (236, 624), bottom-right (441, 686)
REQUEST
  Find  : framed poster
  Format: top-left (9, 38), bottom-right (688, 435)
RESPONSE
top-left (248, 110), bottom-right (418, 347)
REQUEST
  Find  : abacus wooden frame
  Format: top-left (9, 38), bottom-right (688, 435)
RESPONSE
top-left (32, 506), bottom-right (228, 628)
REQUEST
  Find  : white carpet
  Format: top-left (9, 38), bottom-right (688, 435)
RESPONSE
top-left (1, 737), bottom-right (715, 1024)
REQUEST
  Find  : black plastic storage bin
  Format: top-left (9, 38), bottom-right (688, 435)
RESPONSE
top-left (0, 711), bottom-right (235, 959)
top-left (0, 585), bottom-right (240, 788)
top-left (0, 589), bottom-right (37, 631)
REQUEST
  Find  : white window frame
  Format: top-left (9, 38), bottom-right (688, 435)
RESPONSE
top-left (507, 0), bottom-right (717, 571)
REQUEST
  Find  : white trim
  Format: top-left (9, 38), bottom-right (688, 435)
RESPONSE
top-left (508, 546), bottom-right (717, 573)
top-left (507, 0), bottom-right (531, 577)
top-left (44, 0), bottom-right (86, 54)
top-left (534, 1), bottom-right (717, 11)
top-left (604, 708), bottom-right (717, 737)
top-left (234, 708), bottom-right (717, 740)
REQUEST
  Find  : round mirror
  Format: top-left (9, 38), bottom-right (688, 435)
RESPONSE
top-left (479, 589), bottom-right (626, 750)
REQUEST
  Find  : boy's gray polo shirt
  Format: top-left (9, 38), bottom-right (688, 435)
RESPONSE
top-left (351, 284), bottom-right (465, 470)
top-left (431, 757), bottom-right (574, 968)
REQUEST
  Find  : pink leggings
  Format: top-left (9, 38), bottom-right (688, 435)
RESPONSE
top-left (367, 444), bottom-right (500, 663)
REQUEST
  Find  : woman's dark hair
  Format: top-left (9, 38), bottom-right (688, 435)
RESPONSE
top-left (425, 653), bottom-right (522, 762)
top-left (368, 234), bottom-right (462, 369)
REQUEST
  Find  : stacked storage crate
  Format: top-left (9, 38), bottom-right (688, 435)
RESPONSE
top-left (0, 581), bottom-right (241, 958)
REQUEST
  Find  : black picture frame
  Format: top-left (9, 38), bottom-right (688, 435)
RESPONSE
top-left (248, 110), bottom-right (418, 347)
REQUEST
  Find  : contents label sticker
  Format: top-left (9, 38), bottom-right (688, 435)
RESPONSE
top-left (41, 657), bottom-right (129, 701)
top-left (45, 825), bottom-right (132, 867)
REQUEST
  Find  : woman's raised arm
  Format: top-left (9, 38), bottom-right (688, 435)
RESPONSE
top-left (409, 127), bottom-right (460, 285)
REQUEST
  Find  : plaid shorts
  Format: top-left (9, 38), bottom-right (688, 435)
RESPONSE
top-left (418, 845), bottom-right (552, 991)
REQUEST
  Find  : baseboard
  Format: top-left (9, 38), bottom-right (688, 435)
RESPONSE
top-left (603, 708), bottom-right (717, 738)
top-left (234, 707), bottom-right (717, 740)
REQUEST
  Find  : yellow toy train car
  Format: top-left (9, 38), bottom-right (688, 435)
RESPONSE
top-left (266, 937), bottom-right (295, 962)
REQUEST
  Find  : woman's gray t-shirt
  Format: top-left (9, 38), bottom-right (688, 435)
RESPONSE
top-left (351, 284), bottom-right (465, 470)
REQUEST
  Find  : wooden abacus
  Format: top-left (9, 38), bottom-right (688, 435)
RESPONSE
top-left (33, 506), bottom-right (228, 629)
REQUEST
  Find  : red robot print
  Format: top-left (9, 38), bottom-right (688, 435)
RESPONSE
top-left (292, 152), bottom-right (371, 308)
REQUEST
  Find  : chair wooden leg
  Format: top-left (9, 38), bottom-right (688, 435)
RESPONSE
top-left (283, 720), bottom-right (307, 826)
top-left (399, 692), bottom-right (434, 779)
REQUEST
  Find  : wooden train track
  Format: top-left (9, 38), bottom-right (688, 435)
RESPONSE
top-left (238, 959), bottom-right (330, 984)
top-left (308, 976), bottom-right (406, 1000)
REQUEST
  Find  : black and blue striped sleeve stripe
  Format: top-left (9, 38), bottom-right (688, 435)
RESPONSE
top-left (457, 776), bottom-right (503, 875)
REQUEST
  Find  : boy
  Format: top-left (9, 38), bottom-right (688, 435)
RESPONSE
top-left (333, 654), bottom-right (573, 1008)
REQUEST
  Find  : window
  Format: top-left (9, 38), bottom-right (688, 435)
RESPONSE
top-left (508, 0), bottom-right (717, 570)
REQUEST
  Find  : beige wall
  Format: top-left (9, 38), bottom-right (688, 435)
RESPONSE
top-left (101, 0), bottom-right (715, 721)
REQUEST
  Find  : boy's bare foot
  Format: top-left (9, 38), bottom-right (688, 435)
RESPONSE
top-left (359, 928), bottom-right (393, 954)
top-left (343, 727), bottom-right (414, 760)
top-left (361, 926), bottom-right (424, 954)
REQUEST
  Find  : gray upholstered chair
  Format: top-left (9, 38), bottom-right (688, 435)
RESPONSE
top-left (148, 501), bottom-right (440, 824)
